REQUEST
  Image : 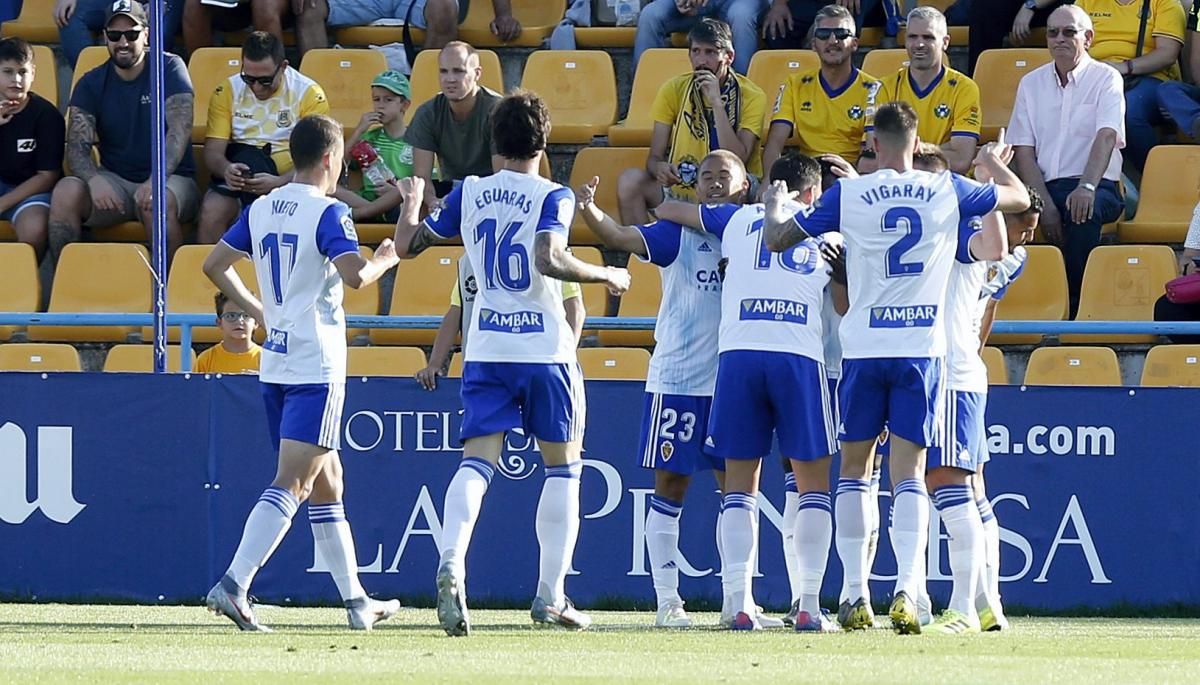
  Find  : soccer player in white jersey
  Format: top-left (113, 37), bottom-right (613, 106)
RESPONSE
top-left (202, 114), bottom-right (403, 632)
top-left (762, 101), bottom-right (1030, 634)
top-left (392, 91), bottom-right (631, 637)
top-left (575, 150), bottom-right (748, 628)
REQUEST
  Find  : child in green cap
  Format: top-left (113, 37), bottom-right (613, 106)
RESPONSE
top-left (335, 69), bottom-right (415, 222)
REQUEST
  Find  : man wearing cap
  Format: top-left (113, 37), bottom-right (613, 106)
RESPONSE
top-left (48, 0), bottom-right (198, 261)
top-left (335, 69), bottom-right (413, 222)
top-left (182, 0), bottom-right (291, 57)
top-left (53, 0), bottom-right (183, 69)
top-left (196, 30), bottom-right (329, 244)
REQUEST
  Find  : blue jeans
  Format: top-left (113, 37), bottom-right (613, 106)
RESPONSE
top-left (1156, 79), bottom-right (1200, 137)
top-left (633, 0), bottom-right (769, 75)
top-left (1122, 76), bottom-right (1166, 172)
top-left (61, 0), bottom-right (183, 67)
top-left (1045, 177), bottom-right (1124, 311)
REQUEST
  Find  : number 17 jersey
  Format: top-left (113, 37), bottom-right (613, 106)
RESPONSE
top-left (424, 169), bottom-right (578, 364)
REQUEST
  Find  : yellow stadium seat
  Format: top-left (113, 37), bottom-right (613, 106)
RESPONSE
top-left (568, 247), bottom-right (610, 326)
top-left (608, 48), bottom-right (691, 146)
top-left (1117, 146), bottom-right (1200, 243)
top-left (520, 50), bottom-right (617, 144)
top-left (860, 49), bottom-right (950, 81)
top-left (578, 347), bottom-right (651, 380)
top-left (456, 0), bottom-right (563, 47)
top-left (139, 244), bottom-right (259, 344)
top-left (988, 245), bottom-right (1069, 345)
top-left (1063, 245), bottom-right (1178, 344)
top-left (406, 48), bottom-right (504, 125)
top-left (371, 246), bottom-right (463, 345)
top-left (188, 48), bottom-right (242, 143)
top-left (566, 147), bottom-right (651, 244)
top-left (345, 246), bottom-right (381, 341)
top-left (598, 257), bottom-right (660, 347)
top-left (1023, 346), bottom-right (1122, 386)
top-left (0, 243), bottom-right (40, 342)
top-left (102, 344), bottom-right (195, 372)
top-left (29, 243), bottom-right (152, 342)
top-left (1141, 345), bottom-right (1200, 386)
top-left (0, 343), bottom-right (81, 372)
top-left (2, 0), bottom-right (57, 42)
top-left (982, 346), bottom-right (1008, 385)
top-left (974, 49), bottom-right (1052, 142)
top-left (447, 351), bottom-right (464, 377)
top-left (30, 45), bottom-right (57, 107)
top-left (299, 49), bottom-right (389, 132)
top-left (347, 346), bottom-right (426, 376)
top-left (71, 46), bottom-right (110, 92)
top-left (334, 25), bottom-right (424, 48)
top-left (747, 50), bottom-right (820, 135)
top-left (575, 27), bottom-right (637, 47)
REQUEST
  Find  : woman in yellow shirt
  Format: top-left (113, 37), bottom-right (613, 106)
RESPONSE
top-left (195, 292), bottom-right (262, 374)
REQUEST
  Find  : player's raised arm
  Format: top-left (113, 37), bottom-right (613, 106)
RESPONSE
top-left (964, 212), bottom-right (1008, 264)
top-left (534, 231), bottom-right (630, 296)
top-left (972, 142), bottom-right (1030, 214)
top-left (576, 176), bottom-right (651, 258)
top-left (334, 238), bottom-right (400, 289)
top-left (393, 176), bottom-right (453, 259)
top-left (763, 180), bottom-right (808, 251)
top-left (204, 241), bottom-right (265, 326)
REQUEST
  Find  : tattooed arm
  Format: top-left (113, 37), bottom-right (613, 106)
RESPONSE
top-left (163, 93), bottom-right (193, 174)
top-left (534, 231), bottom-right (630, 294)
top-left (64, 106), bottom-right (99, 182)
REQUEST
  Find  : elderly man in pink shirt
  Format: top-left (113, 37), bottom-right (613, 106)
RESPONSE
top-left (1008, 3), bottom-right (1125, 314)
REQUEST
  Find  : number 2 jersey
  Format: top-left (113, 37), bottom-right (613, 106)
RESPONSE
top-left (790, 168), bottom-right (998, 360)
top-left (220, 183), bottom-right (361, 385)
top-left (424, 169), bottom-right (577, 364)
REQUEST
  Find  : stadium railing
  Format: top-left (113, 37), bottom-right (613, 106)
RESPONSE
top-left (0, 313), bottom-right (1198, 373)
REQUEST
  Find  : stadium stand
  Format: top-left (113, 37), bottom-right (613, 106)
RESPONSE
top-left (1063, 245), bottom-right (1179, 345)
top-left (577, 347), bottom-right (651, 380)
top-left (598, 257), bottom-right (660, 347)
top-left (371, 247), bottom-right (463, 346)
top-left (746, 50), bottom-right (819, 136)
top-left (988, 245), bottom-right (1069, 345)
top-left (1023, 346), bottom-right (1122, 386)
top-left (71, 45), bottom-right (109, 91)
top-left (406, 48), bottom-right (505, 125)
top-left (607, 48), bottom-right (690, 146)
top-left (0, 343), bottom-right (82, 372)
top-left (447, 351), bottom-right (463, 378)
top-left (30, 44), bottom-right (57, 107)
top-left (0, 244), bottom-right (39, 343)
top-left (139, 245), bottom-right (258, 344)
top-left (102, 344), bottom-right (195, 372)
top-left (298, 48), bottom-right (389, 132)
top-left (567, 246), bottom-right (610, 328)
top-left (455, 0), bottom-right (563, 48)
top-left (566, 147), bottom-right (650, 244)
top-left (519, 50), bottom-right (617, 144)
top-left (347, 346), bottom-right (427, 376)
top-left (982, 346), bottom-right (1008, 385)
top-left (344, 246), bottom-right (381, 342)
top-left (973, 48), bottom-right (1051, 143)
top-left (859, 48), bottom-right (949, 79)
top-left (187, 47), bottom-right (242, 143)
top-left (28, 244), bottom-right (152, 343)
top-left (1, 0), bottom-right (57, 42)
top-left (1140, 345), bottom-right (1200, 387)
top-left (1117, 146), bottom-right (1200, 244)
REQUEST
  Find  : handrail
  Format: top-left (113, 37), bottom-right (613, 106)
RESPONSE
top-left (1, 312), bottom-right (1198, 373)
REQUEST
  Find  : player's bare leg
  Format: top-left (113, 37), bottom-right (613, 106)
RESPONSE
top-left (649, 470), bottom-right (692, 627)
top-left (720, 458), bottom-right (762, 630)
top-left (530, 439), bottom-right (590, 630)
top-left (789, 456), bottom-right (837, 632)
top-left (888, 436), bottom-right (930, 635)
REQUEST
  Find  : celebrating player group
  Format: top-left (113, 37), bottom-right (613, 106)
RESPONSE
top-left (200, 84), bottom-right (1036, 636)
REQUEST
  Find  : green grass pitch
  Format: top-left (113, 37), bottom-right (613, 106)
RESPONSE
top-left (2, 604), bottom-right (1198, 684)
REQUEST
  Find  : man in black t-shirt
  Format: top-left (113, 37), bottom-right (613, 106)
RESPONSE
top-left (0, 37), bottom-right (64, 261)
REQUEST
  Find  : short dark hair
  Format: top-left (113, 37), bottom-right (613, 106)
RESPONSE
top-left (491, 89), bottom-right (549, 161)
top-left (289, 114), bottom-right (343, 171)
top-left (242, 31), bottom-right (284, 65)
top-left (0, 37), bottom-right (34, 66)
top-left (213, 291), bottom-right (229, 317)
top-left (1021, 184), bottom-right (1044, 216)
top-left (688, 17), bottom-right (734, 53)
top-left (769, 153), bottom-right (822, 194)
top-left (874, 101), bottom-right (919, 147)
top-left (913, 142), bottom-right (950, 173)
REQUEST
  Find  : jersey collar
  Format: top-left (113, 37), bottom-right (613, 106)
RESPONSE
top-left (906, 64), bottom-right (946, 100)
top-left (820, 67), bottom-right (859, 100)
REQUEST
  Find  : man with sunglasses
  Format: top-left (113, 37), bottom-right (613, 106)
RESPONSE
top-left (48, 0), bottom-right (198, 262)
top-left (197, 30), bottom-right (329, 244)
top-left (763, 4), bottom-right (880, 179)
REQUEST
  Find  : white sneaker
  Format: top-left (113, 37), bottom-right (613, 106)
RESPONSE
top-left (720, 605), bottom-right (783, 629)
top-left (655, 601), bottom-right (692, 628)
top-left (916, 591), bottom-right (934, 626)
top-left (346, 597), bottom-right (401, 631)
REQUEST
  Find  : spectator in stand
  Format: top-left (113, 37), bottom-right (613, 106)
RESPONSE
top-left (0, 38), bottom-right (63, 261)
top-left (334, 70), bottom-right (412, 222)
top-left (296, 0), bottom-right (523, 57)
top-left (835, 0), bottom-right (901, 44)
top-left (1008, 4), bottom-right (1125, 312)
top-left (405, 41), bottom-right (503, 211)
top-left (634, 0), bottom-right (769, 75)
top-left (196, 31), bottom-right (328, 243)
top-left (760, 0), bottom-right (822, 49)
top-left (862, 5), bottom-right (980, 174)
top-left (181, 0), bottom-right (291, 57)
top-left (48, 0), bottom-right (197, 261)
top-left (195, 291), bottom-right (262, 374)
top-left (1153, 200), bottom-right (1200, 344)
top-left (55, 0), bottom-right (183, 68)
top-left (1157, 0), bottom-right (1200, 139)
top-left (1074, 0), bottom-right (1184, 174)
top-left (967, 0), bottom-right (1065, 75)
top-left (762, 4), bottom-right (879, 174)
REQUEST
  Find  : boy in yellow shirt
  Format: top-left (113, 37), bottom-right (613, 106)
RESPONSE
top-left (196, 292), bottom-right (262, 374)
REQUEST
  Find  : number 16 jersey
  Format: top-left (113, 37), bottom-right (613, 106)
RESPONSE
top-left (424, 169), bottom-right (578, 364)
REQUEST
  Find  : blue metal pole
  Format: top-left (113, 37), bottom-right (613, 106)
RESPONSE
top-left (148, 0), bottom-right (167, 373)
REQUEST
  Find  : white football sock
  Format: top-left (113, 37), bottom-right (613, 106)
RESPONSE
top-left (835, 478), bottom-right (871, 604)
top-left (890, 478), bottom-right (930, 600)
top-left (438, 457), bottom-right (494, 580)
top-left (309, 502), bottom-right (366, 602)
top-left (719, 493), bottom-right (757, 617)
top-left (795, 492), bottom-right (832, 616)
top-left (646, 495), bottom-right (683, 607)
top-left (978, 496), bottom-right (1001, 607)
top-left (932, 485), bottom-right (983, 618)
top-left (226, 486), bottom-right (299, 592)
top-left (782, 485), bottom-right (801, 604)
top-left (535, 462), bottom-right (582, 607)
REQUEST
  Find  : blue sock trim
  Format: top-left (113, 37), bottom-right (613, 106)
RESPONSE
top-left (836, 478), bottom-right (870, 495)
top-left (721, 492), bottom-right (757, 512)
top-left (784, 472), bottom-right (798, 493)
top-left (545, 461), bottom-right (583, 479)
top-left (892, 478), bottom-right (928, 498)
top-left (259, 486), bottom-right (299, 518)
top-left (461, 457), bottom-right (496, 484)
top-left (308, 501), bottom-right (346, 524)
top-left (797, 491), bottom-right (832, 512)
top-left (649, 495), bottom-right (683, 518)
top-left (976, 497), bottom-right (995, 523)
top-left (931, 484), bottom-right (973, 511)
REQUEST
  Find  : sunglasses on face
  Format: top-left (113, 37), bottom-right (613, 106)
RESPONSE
top-left (220, 312), bottom-right (253, 322)
top-left (105, 29), bottom-right (142, 43)
top-left (240, 64), bottom-right (282, 87)
top-left (1046, 27), bottom-right (1081, 38)
top-left (813, 27), bottom-right (853, 41)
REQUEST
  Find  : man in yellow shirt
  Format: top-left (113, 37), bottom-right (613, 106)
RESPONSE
top-left (763, 4), bottom-right (880, 176)
top-left (616, 17), bottom-right (766, 226)
top-left (197, 31), bottom-right (329, 243)
top-left (1072, 0), bottom-right (1184, 171)
top-left (196, 292), bottom-right (262, 374)
top-left (863, 6), bottom-right (980, 174)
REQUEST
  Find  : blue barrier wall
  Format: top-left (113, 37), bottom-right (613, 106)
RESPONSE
top-left (1, 374), bottom-right (1196, 610)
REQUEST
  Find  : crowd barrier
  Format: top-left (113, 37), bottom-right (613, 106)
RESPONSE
top-left (1, 373), bottom-right (1195, 611)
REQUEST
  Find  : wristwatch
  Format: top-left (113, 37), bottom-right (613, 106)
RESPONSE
top-left (1023, 0), bottom-right (1037, 10)
top-left (1079, 181), bottom-right (1097, 193)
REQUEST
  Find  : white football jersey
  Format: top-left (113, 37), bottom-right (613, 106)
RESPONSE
top-left (700, 203), bottom-right (829, 362)
top-left (220, 183), bottom-right (359, 384)
top-left (791, 168), bottom-right (999, 359)
top-left (424, 170), bottom-right (577, 364)
top-left (636, 220), bottom-right (723, 396)
top-left (945, 243), bottom-right (1029, 392)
